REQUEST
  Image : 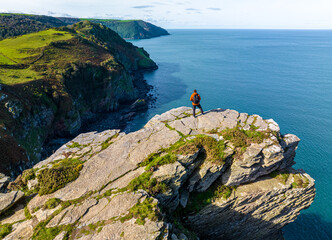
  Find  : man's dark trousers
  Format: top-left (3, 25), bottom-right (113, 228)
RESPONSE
top-left (193, 104), bottom-right (203, 117)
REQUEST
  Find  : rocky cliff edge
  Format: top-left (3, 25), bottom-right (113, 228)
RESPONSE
top-left (0, 107), bottom-right (315, 240)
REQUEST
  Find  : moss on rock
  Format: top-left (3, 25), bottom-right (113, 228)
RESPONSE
top-left (44, 198), bottom-right (62, 209)
top-left (182, 184), bottom-right (236, 214)
top-left (125, 172), bottom-right (168, 195)
top-left (37, 158), bottom-right (84, 195)
top-left (120, 198), bottom-right (159, 225)
top-left (292, 174), bottom-right (309, 188)
top-left (0, 223), bottom-right (13, 238)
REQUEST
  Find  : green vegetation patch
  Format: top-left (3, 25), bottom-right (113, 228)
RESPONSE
top-left (88, 221), bottom-right (104, 231)
top-left (0, 67), bottom-right (43, 85)
top-left (101, 133), bottom-right (119, 150)
top-left (140, 135), bottom-right (226, 171)
top-left (79, 221), bottom-right (104, 236)
top-left (67, 142), bottom-right (82, 149)
top-left (183, 185), bottom-right (235, 214)
top-left (178, 135), bottom-right (226, 163)
top-left (37, 158), bottom-right (84, 195)
top-left (142, 153), bottom-right (178, 171)
top-left (22, 168), bottom-right (36, 184)
top-left (220, 127), bottom-right (267, 154)
top-left (120, 198), bottom-right (159, 225)
top-left (31, 203), bottom-right (76, 240)
top-left (0, 223), bottom-right (13, 238)
top-left (24, 206), bottom-right (33, 219)
top-left (292, 174), bottom-right (310, 188)
top-left (44, 198), bottom-right (62, 209)
top-left (32, 220), bottom-right (63, 240)
top-left (0, 29), bottom-right (73, 64)
top-left (125, 172), bottom-right (168, 195)
top-left (270, 171), bottom-right (309, 188)
top-left (270, 171), bottom-right (290, 185)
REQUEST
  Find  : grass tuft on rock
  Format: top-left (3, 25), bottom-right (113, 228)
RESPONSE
top-left (126, 172), bottom-right (168, 195)
top-left (183, 185), bottom-right (236, 214)
top-left (142, 153), bottom-right (178, 171)
top-left (220, 127), bottom-right (267, 154)
top-left (37, 158), bottom-right (84, 195)
top-left (24, 206), bottom-right (32, 219)
top-left (101, 133), bottom-right (119, 150)
top-left (270, 171), bottom-right (310, 188)
top-left (0, 223), bottom-right (13, 238)
top-left (32, 225), bottom-right (62, 240)
top-left (22, 168), bottom-right (36, 184)
top-left (79, 221), bottom-right (105, 236)
top-left (292, 174), bottom-right (310, 188)
top-left (140, 135), bottom-right (227, 170)
top-left (67, 142), bottom-right (82, 149)
top-left (120, 198), bottom-right (159, 225)
top-left (181, 135), bottom-right (226, 163)
top-left (270, 171), bottom-right (290, 184)
top-left (44, 198), bottom-right (62, 209)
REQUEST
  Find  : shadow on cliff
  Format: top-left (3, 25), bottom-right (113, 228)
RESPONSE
top-left (182, 204), bottom-right (286, 240)
top-left (282, 213), bottom-right (332, 240)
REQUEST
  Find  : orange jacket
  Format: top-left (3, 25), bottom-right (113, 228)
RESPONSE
top-left (190, 92), bottom-right (201, 106)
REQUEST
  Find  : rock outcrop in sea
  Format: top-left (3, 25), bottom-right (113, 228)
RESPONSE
top-left (0, 107), bottom-right (315, 239)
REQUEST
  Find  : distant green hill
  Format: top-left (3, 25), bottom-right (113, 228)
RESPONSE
top-left (0, 13), bottom-right (169, 40)
top-left (0, 21), bottom-right (156, 175)
top-left (77, 19), bottom-right (170, 39)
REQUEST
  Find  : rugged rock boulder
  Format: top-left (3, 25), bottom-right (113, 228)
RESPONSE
top-left (0, 107), bottom-right (315, 239)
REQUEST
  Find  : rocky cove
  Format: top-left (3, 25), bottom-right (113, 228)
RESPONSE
top-left (0, 107), bottom-right (315, 239)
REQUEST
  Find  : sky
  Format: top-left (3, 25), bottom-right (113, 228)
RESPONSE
top-left (1, 0), bottom-right (332, 29)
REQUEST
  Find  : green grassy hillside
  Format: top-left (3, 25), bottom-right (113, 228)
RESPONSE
top-left (0, 29), bottom-right (74, 84)
top-left (0, 29), bottom-right (73, 64)
top-left (0, 21), bottom-right (157, 175)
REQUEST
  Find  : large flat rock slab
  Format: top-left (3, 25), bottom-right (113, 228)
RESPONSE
top-left (0, 191), bottom-right (24, 214)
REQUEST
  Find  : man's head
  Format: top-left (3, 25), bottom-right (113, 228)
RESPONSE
top-left (194, 89), bottom-right (197, 93)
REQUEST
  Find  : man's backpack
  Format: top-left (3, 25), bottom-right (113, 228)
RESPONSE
top-left (193, 94), bottom-right (200, 104)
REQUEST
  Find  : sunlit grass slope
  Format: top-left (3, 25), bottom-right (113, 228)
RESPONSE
top-left (0, 67), bottom-right (42, 84)
top-left (0, 29), bottom-right (73, 65)
top-left (0, 21), bottom-right (155, 85)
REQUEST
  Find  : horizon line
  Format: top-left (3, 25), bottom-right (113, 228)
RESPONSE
top-left (166, 28), bottom-right (332, 30)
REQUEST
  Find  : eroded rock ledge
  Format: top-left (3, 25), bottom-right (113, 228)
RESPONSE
top-left (0, 107), bottom-right (315, 240)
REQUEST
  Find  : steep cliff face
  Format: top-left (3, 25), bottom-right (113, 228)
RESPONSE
top-left (0, 107), bottom-right (315, 239)
top-left (0, 21), bottom-right (156, 176)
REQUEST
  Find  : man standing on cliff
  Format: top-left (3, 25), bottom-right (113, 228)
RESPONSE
top-left (190, 89), bottom-right (204, 117)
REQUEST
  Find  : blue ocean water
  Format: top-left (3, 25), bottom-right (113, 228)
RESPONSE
top-left (128, 29), bottom-right (332, 239)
